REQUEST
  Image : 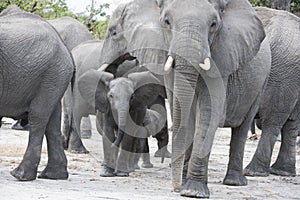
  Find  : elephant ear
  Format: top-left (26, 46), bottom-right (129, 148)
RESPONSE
top-left (129, 71), bottom-right (166, 106)
top-left (210, 0), bottom-right (266, 77)
top-left (78, 69), bottom-right (114, 113)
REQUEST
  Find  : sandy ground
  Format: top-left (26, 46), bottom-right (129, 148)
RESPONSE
top-left (0, 116), bottom-right (299, 200)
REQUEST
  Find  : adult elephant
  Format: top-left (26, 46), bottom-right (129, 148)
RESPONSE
top-left (66, 0), bottom-right (170, 153)
top-left (12, 16), bottom-right (95, 141)
top-left (49, 17), bottom-right (95, 141)
top-left (78, 70), bottom-right (166, 176)
top-left (0, 6), bottom-right (74, 180)
top-left (244, 7), bottom-right (300, 177)
top-left (157, 0), bottom-right (271, 198)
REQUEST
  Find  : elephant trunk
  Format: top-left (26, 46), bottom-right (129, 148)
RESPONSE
top-left (113, 110), bottom-right (129, 147)
top-left (171, 60), bottom-right (199, 191)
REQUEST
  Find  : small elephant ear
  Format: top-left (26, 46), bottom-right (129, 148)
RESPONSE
top-left (78, 69), bottom-right (114, 113)
top-left (129, 71), bottom-right (166, 106)
top-left (210, 0), bottom-right (265, 77)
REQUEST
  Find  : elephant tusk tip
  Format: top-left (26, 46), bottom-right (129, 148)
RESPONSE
top-left (199, 57), bottom-right (211, 71)
top-left (98, 64), bottom-right (110, 71)
top-left (164, 56), bottom-right (174, 72)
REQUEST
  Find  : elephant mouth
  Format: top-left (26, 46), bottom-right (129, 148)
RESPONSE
top-left (104, 52), bottom-right (136, 73)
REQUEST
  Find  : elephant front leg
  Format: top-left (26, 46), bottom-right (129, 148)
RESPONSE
top-left (100, 123), bottom-right (117, 177)
top-left (38, 103), bottom-right (68, 180)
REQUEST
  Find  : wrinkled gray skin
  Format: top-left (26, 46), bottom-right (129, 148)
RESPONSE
top-left (12, 16), bottom-right (95, 147)
top-left (0, 6), bottom-right (74, 180)
top-left (244, 7), bottom-right (300, 177)
top-left (48, 16), bottom-right (94, 51)
top-left (48, 17), bottom-right (95, 152)
top-left (63, 40), bottom-right (103, 153)
top-left (100, 0), bottom-right (168, 79)
top-left (78, 70), bottom-right (166, 175)
top-left (157, 0), bottom-right (272, 198)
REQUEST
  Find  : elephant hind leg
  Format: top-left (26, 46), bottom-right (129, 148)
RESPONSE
top-left (244, 126), bottom-right (281, 177)
top-left (270, 117), bottom-right (300, 177)
top-left (38, 102), bottom-right (68, 180)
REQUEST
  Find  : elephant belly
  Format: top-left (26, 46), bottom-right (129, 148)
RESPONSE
top-left (223, 71), bottom-right (261, 127)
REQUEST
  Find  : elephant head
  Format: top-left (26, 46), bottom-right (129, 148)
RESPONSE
top-left (157, 0), bottom-right (266, 191)
top-left (99, 0), bottom-right (168, 75)
top-left (77, 70), bottom-right (166, 144)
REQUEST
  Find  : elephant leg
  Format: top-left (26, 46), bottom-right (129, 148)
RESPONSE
top-left (62, 84), bottom-right (72, 148)
top-left (100, 121), bottom-right (117, 177)
top-left (141, 138), bottom-right (153, 168)
top-left (270, 118), bottom-right (299, 176)
top-left (38, 102), bottom-right (68, 180)
top-left (11, 84), bottom-right (61, 180)
top-left (223, 96), bottom-right (261, 186)
top-left (67, 107), bottom-right (89, 154)
top-left (223, 128), bottom-right (249, 186)
top-left (244, 126), bottom-right (281, 176)
top-left (115, 133), bottom-right (135, 177)
top-left (80, 116), bottom-right (92, 139)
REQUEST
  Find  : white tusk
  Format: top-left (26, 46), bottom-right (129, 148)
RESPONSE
top-left (199, 57), bottom-right (211, 71)
top-left (164, 56), bottom-right (174, 72)
top-left (98, 64), bottom-right (110, 71)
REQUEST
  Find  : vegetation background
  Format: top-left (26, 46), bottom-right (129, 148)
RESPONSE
top-left (0, 0), bottom-right (299, 39)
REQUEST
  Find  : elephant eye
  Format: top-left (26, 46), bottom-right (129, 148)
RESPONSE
top-left (211, 21), bottom-right (217, 28)
top-left (108, 93), bottom-right (114, 99)
top-left (165, 18), bottom-right (171, 26)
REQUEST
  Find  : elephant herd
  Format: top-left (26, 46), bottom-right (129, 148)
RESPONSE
top-left (0, 0), bottom-right (300, 199)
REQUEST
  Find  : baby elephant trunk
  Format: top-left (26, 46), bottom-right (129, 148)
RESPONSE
top-left (112, 110), bottom-right (128, 147)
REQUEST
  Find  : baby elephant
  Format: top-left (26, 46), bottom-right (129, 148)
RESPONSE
top-left (78, 70), bottom-right (167, 176)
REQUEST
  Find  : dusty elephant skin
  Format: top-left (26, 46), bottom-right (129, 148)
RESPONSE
top-left (157, 0), bottom-right (272, 198)
top-left (78, 70), bottom-right (166, 176)
top-left (10, 16), bottom-right (95, 152)
top-left (0, 6), bottom-right (74, 180)
top-left (244, 7), bottom-right (300, 178)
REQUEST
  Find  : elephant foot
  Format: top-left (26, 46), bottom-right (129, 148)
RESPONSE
top-left (134, 163), bottom-right (140, 170)
top-left (142, 162), bottom-right (154, 168)
top-left (100, 166), bottom-right (115, 177)
top-left (114, 170), bottom-right (129, 177)
top-left (154, 148), bottom-right (172, 158)
top-left (180, 179), bottom-right (210, 198)
top-left (244, 161), bottom-right (270, 177)
top-left (270, 165), bottom-right (296, 177)
top-left (67, 144), bottom-right (89, 154)
top-left (81, 130), bottom-right (92, 139)
top-left (223, 170), bottom-right (247, 186)
top-left (11, 120), bottom-right (30, 131)
top-left (38, 166), bottom-right (68, 180)
top-left (10, 166), bottom-right (37, 181)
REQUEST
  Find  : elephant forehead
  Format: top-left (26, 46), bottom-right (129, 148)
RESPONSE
top-left (110, 78), bottom-right (134, 92)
